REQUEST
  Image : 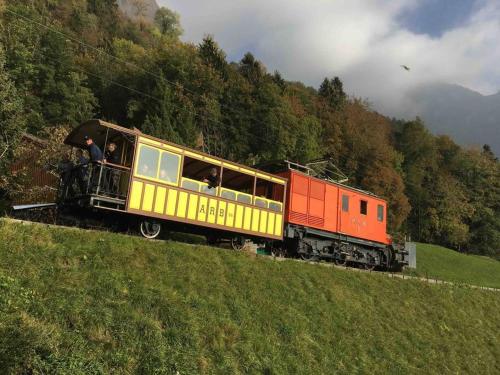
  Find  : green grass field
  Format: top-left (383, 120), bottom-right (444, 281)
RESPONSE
top-left (406, 243), bottom-right (500, 288)
top-left (0, 219), bottom-right (499, 374)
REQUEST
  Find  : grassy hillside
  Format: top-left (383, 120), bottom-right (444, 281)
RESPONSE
top-left (0, 219), bottom-right (499, 374)
top-left (406, 243), bottom-right (500, 288)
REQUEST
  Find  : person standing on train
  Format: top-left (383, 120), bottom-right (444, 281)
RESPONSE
top-left (84, 136), bottom-right (103, 192)
top-left (84, 136), bottom-right (103, 162)
top-left (104, 142), bottom-right (120, 195)
top-left (75, 149), bottom-right (89, 194)
top-left (58, 152), bottom-right (75, 199)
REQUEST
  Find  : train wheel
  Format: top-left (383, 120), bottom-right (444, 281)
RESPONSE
top-left (364, 263), bottom-right (376, 271)
top-left (300, 253), bottom-right (312, 260)
top-left (231, 237), bottom-right (245, 251)
top-left (139, 220), bottom-right (161, 239)
top-left (334, 256), bottom-right (347, 266)
top-left (300, 252), bottom-right (319, 261)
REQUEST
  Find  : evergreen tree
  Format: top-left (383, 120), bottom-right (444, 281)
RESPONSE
top-left (239, 52), bottom-right (265, 85)
top-left (154, 7), bottom-right (182, 38)
top-left (319, 76), bottom-right (346, 110)
top-left (198, 35), bottom-right (228, 78)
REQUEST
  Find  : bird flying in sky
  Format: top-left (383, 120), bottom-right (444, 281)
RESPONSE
top-left (401, 65), bottom-right (410, 71)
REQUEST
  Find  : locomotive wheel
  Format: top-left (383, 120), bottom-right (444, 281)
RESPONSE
top-left (364, 263), bottom-right (376, 271)
top-left (300, 252), bottom-right (312, 260)
top-left (139, 220), bottom-right (161, 239)
top-left (334, 256), bottom-right (347, 266)
top-left (300, 252), bottom-right (319, 261)
top-left (231, 237), bottom-right (245, 251)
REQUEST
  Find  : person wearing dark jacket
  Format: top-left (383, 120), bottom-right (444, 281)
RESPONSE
top-left (203, 167), bottom-right (220, 189)
top-left (84, 136), bottom-right (103, 192)
top-left (104, 142), bottom-right (120, 195)
top-left (104, 142), bottom-right (119, 165)
top-left (85, 136), bottom-right (103, 162)
top-left (58, 153), bottom-right (75, 199)
top-left (74, 149), bottom-right (89, 194)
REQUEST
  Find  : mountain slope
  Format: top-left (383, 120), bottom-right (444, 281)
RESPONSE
top-left (0, 219), bottom-right (499, 374)
top-left (404, 243), bottom-right (500, 288)
top-left (407, 83), bottom-right (500, 155)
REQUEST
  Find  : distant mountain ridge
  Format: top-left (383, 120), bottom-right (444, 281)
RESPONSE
top-left (406, 83), bottom-right (500, 155)
top-left (117, 0), bottom-right (159, 23)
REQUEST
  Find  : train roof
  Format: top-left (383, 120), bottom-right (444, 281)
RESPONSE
top-left (65, 119), bottom-right (138, 148)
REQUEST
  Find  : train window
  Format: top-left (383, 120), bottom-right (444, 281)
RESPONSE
top-left (255, 197), bottom-right (268, 208)
top-left (201, 184), bottom-right (217, 196)
top-left (255, 176), bottom-right (284, 209)
top-left (342, 195), bottom-right (349, 212)
top-left (221, 167), bottom-right (255, 199)
top-left (237, 193), bottom-right (252, 204)
top-left (269, 201), bottom-right (282, 212)
top-left (136, 145), bottom-right (159, 179)
top-left (181, 178), bottom-right (200, 192)
top-left (220, 189), bottom-right (236, 201)
top-left (159, 151), bottom-right (180, 184)
top-left (182, 155), bottom-right (221, 192)
top-left (377, 204), bottom-right (384, 222)
top-left (360, 200), bottom-right (368, 215)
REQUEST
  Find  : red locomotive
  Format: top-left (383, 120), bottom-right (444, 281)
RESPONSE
top-left (275, 166), bottom-right (406, 270)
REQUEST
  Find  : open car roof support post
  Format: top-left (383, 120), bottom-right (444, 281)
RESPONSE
top-left (218, 166), bottom-right (224, 190)
top-left (96, 127), bottom-right (109, 196)
top-left (252, 174), bottom-right (257, 199)
top-left (120, 139), bottom-right (125, 166)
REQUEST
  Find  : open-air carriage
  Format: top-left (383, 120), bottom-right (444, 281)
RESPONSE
top-left (61, 119), bottom-right (287, 242)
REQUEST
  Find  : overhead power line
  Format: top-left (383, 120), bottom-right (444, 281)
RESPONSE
top-left (3, 7), bottom-right (395, 179)
top-left (3, 7), bottom-right (273, 132)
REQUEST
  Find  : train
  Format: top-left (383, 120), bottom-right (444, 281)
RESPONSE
top-left (15, 119), bottom-right (413, 271)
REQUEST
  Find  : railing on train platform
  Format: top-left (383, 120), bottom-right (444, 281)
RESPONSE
top-left (59, 162), bottom-right (130, 201)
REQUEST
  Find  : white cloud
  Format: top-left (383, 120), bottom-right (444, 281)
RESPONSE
top-left (158, 0), bottom-right (500, 117)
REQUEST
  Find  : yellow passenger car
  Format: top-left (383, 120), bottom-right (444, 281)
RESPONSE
top-left (63, 120), bottom-right (287, 242)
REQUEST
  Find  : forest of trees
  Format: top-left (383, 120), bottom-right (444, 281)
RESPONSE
top-left (0, 0), bottom-right (498, 257)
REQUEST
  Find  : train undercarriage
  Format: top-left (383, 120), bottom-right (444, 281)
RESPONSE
top-left (278, 224), bottom-right (410, 271)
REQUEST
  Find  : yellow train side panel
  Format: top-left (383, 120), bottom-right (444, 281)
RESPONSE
top-left (267, 212), bottom-right (276, 235)
top-left (217, 201), bottom-right (227, 226)
top-left (207, 199), bottom-right (217, 224)
top-left (166, 189), bottom-right (178, 216)
top-left (274, 214), bottom-right (283, 236)
top-left (235, 205), bottom-right (244, 229)
top-left (142, 184), bottom-right (155, 212)
top-left (243, 207), bottom-right (252, 230)
top-left (129, 181), bottom-right (143, 209)
top-left (226, 203), bottom-right (235, 227)
top-left (198, 196), bottom-right (208, 222)
top-left (177, 192), bottom-right (188, 218)
top-left (154, 187), bottom-right (166, 214)
top-left (187, 194), bottom-right (199, 220)
top-left (259, 211), bottom-right (268, 234)
top-left (251, 208), bottom-right (260, 232)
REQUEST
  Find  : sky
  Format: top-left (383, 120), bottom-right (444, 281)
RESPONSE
top-left (157, 0), bottom-right (500, 117)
